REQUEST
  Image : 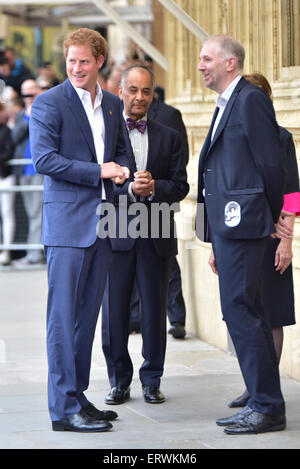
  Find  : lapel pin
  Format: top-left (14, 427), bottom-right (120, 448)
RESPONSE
top-left (109, 111), bottom-right (112, 115)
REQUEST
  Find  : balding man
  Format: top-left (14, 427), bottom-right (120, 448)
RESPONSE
top-left (197, 35), bottom-right (286, 434)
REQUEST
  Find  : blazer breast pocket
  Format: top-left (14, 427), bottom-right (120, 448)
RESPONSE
top-left (207, 187), bottom-right (274, 239)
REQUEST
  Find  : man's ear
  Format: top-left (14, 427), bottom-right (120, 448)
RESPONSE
top-left (226, 56), bottom-right (237, 72)
top-left (97, 55), bottom-right (105, 70)
top-left (118, 87), bottom-right (123, 101)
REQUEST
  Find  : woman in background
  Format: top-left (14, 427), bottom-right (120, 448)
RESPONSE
top-left (0, 102), bottom-right (15, 266)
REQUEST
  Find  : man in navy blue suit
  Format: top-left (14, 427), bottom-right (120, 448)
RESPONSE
top-left (197, 35), bottom-right (286, 434)
top-left (101, 65), bottom-right (189, 405)
top-left (29, 28), bottom-right (129, 432)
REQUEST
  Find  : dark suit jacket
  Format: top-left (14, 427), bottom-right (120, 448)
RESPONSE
top-left (148, 98), bottom-right (189, 166)
top-left (197, 77), bottom-right (285, 241)
top-left (279, 126), bottom-right (300, 194)
top-left (29, 78), bottom-right (128, 248)
top-left (112, 118), bottom-right (189, 258)
top-left (0, 123), bottom-right (14, 178)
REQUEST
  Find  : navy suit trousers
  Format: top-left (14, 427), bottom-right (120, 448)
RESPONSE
top-left (212, 234), bottom-right (285, 417)
top-left (45, 237), bottom-right (111, 421)
top-left (102, 238), bottom-right (171, 389)
top-left (130, 256), bottom-right (186, 326)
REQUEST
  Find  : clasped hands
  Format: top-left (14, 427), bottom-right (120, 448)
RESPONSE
top-left (131, 170), bottom-right (154, 198)
top-left (100, 164), bottom-right (154, 197)
top-left (101, 162), bottom-right (130, 185)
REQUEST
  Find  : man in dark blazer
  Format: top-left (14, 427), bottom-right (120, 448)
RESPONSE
top-left (101, 64), bottom-right (189, 405)
top-left (129, 96), bottom-right (189, 339)
top-left (29, 28), bottom-right (129, 432)
top-left (197, 35), bottom-right (286, 434)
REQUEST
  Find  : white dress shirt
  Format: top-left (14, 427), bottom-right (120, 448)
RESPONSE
top-left (211, 74), bottom-right (242, 140)
top-left (123, 111), bottom-right (149, 201)
top-left (72, 81), bottom-right (106, 199)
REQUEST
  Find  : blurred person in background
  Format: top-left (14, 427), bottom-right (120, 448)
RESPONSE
top-left (0, 102), bottom-right (15, 266)
top-left (0, 47), bottom-right (34, 95)
top-left (106, 67), bottom-right (123, 96)
top-left (12, 79), bottom-right (45, 265)
top-left (37, 62), bottom-right (60, 88)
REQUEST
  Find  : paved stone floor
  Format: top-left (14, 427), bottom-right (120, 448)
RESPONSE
top-left (1, 268), bottom-right (300, 451)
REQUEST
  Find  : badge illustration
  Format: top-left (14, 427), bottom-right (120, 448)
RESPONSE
top-left (225, 201), bottom-right (241, 227)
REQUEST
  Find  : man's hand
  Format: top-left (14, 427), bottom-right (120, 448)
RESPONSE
top-left (208, 248), bottom-right (218, 275)
top-left (101, 162), bottom-right (130, 184)
top-left (114, 166), bottom-right (130, 185)
top-left (132, 170), bottom-right (154, 197)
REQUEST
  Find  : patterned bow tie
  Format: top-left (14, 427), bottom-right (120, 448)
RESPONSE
top-left (126, 118), bottom-right (147, 134)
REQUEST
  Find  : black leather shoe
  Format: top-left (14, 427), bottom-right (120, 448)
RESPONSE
top-left (224, 410), bottom-right (286, 435)
top-left (216, 406), bottom-right (253, 426)
top-left (228, 395), bottom-right (249, 408)
top-left (142, 385), bottom-right (165, 404)
top-left (82, 403), bottom-right (118, 421)
top-left (105, 386), bottom-right (130, 405)
top-left (168, 323), bottom-right (186, 339)
top-left (52, 409), bottom-right (112, 432)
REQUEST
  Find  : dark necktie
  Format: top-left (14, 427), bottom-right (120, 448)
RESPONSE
top-left (126, 118), bottom-right (147, 134)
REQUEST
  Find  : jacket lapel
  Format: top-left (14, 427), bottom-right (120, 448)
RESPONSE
top-left (63, 79), bottom-right (97, 160)
top-left (199, 106), bottom-right (219, 162)
top-left (101, 92), bottom-right (115, 162)
top-left (146, 119), bottom-right (160, 171)
top-left (122, 118), bottom-right (138, 174)
top-left (203, 77), bottom-right (247, 159)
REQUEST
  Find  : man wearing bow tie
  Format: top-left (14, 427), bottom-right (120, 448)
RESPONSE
top-left (101, 64), bottom-right (189, 405)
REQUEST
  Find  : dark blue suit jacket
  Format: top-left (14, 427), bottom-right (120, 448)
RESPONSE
top-left (112, 117), bottom-right (189, 258)
top-left (197, 77), bottom-right (285, 241)
top-left (29, 79), bottom-right (128, 248)
top-left (148, 98), bottom-right (189, 166)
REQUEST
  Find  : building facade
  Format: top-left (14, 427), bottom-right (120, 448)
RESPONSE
top-left (153, 0), bottom-right (300, 381)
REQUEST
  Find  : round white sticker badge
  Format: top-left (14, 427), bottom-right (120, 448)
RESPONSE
top-left (224, 201), bottom-right (241, 227)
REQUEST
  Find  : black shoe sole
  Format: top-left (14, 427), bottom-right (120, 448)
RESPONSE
top-left (105, 394), bottom-right (130, 406)
top-left (144, 400), bottom-right (165, 404)
top-left (104, 400), bottom-right (127, 405)
top-left (144, 398), bottom-right (165, 404)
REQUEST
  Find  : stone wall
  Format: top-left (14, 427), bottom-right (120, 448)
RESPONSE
top-left (155, 0), bottom-right (300, 380)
